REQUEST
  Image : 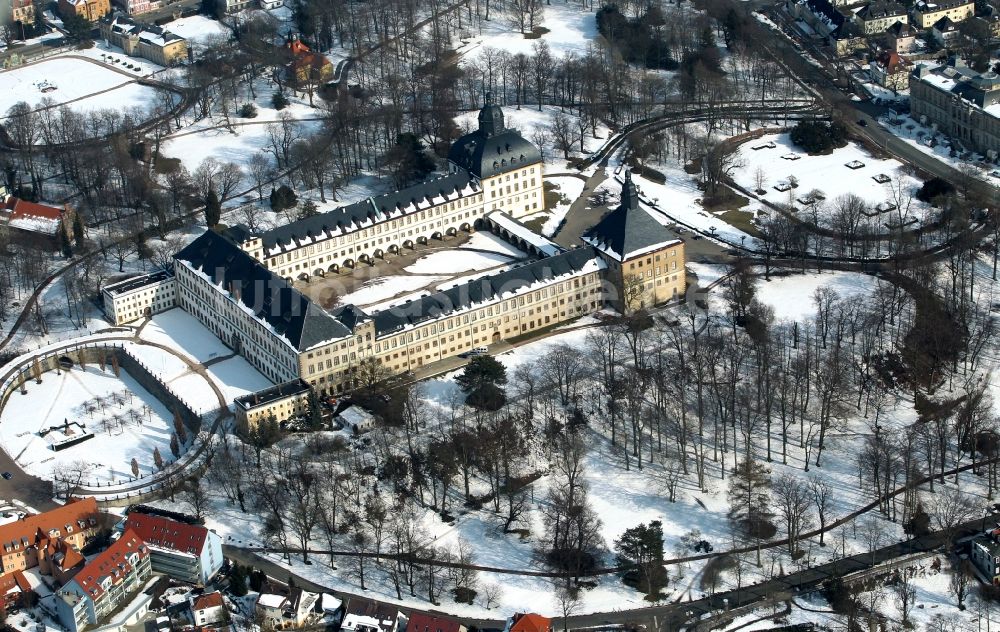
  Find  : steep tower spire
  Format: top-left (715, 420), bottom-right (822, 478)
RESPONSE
top-left (621, 169), bottom-right (639, 210)
top-left (478, 92), bottom-right (505, 137)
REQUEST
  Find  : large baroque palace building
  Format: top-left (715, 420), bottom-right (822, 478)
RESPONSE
top-left (108, 101), bottom-right (686, 428)
top-left (234, 95), bottom-right (544, 283)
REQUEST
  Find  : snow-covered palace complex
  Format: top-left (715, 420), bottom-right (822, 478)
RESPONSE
top-left (104, 100), bottom-right (686, 428)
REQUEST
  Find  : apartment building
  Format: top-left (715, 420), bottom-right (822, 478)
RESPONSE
top-left (102, 269), bottom-right (176, 325)
top-left (56, 530), bottom-right (152, 632)
top-left (582, 171), bottom-right (685, 313)
top-left (118, 512), bottom-right (223, 585)
top-left (112, 0), bottom-right (161, 15)
top-left (100, 13), bottom-right (188, 66)
top-left (911, 0), bottom-right (974, 28)
top-left (0, 498), bottom-right (99, 577)
top-left (12, 0), bottom-right (35, 26)
top-left (854, 2), bottom-right (908, 34)
top-left (59, 0), bottom-right (111, 22)
top-left (910, 60), bottom-right (1000, 156)
top-left (234, 97), bottom-right (543, 283)
top-left (870, 50), bottom-right (911, 91)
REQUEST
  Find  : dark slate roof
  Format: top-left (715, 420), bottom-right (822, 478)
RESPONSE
top-left (805, 0), bottom-right (845, 28)
top-left (582, 171), bottom-right (680, 261)
top-left (234, 379), bottom-right (311, 410)
top-left (857, 2), bottom-right (906, 19)
top-left (447, 97), bottom-right (542, 180)
top-left (174, 230), bottom-right (352, 351)
top-left (372, 248), bottom-right (600, 337)
top-left (258, 172), bottom-right (477, 251)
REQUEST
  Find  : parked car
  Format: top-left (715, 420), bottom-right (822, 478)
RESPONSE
top-left (1, 472), bottom-right (12, 480)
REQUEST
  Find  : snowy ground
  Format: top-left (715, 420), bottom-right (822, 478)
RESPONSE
top-left (162, 14), bottom-right (230, 52)
top-left (538, 175), bottom-right (585, 237)
top-left (754, 270), bottom-right (880, 322)
top-left (455, 2), bottom-right (598, 63)
top-left (0, 56), bottom-right (163, 116)
top-left (0, 364), bottom-right (174, 483)
top-left (732, 133), bottom-right (934, 224)
top-left (404, 249), bottom-right (515, 275)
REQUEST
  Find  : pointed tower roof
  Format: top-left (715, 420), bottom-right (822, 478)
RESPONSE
top-left (581, 170), bottom-right (681, 262)
top-left (477, 92), bottom-right (505, 137)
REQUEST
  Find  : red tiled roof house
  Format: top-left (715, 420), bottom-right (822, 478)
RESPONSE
top-left (0, 196), bottom-right (78, 250)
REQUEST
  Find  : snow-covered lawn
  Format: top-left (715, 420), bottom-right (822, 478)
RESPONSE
top-left (404, 249), bottom-right (514, 274)
top-left (204, 357), bottom-right (274, 403)
top-left (755, 271), bottom-right (880, 322)
top-left (456, 2), bottom-right (598, 62)
top-left (140, 309), bottom-right (234, 365)
top-left (0, 364), bottom-right (174, 482)
top-left (0, 56), bottom-right (161, 115)
top-left (733, 133), bottom-right (933, 223)
top-left (162, 14), bottom-right (230, 51)
top-left (539, 175), bottom-right (585, 236)
top-left (161, 118), bottom-right (319, 175)
top-left (337, 275), bottom-right (446, 308)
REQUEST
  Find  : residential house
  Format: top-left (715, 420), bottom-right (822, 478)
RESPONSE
top-left (118, 511), bottom-right (223, 585)
top-left (59, 0), bottom-right (111, 22)
top-left (0, 196), bottom-right (77, 251)
top-left (909, 59), bottom-right (1000, 155)
top-left (870, 50), bottom-right (912, 91)
top-left (855, 2), bottom-right (908, 34)
top-left (931, 16), bottom-right (962, 44)
top-left (12, 0), bottom-right (35, 26)
top-left (337, 406), bottom-right (375, 434)
top-left (0, 571), bottom-right (32, 611)
top-left (405, 613), bottom-right (466, 632)
top-left (911, 0), bottom-right (974, 28)
top-left (190, 592), bottom-right (227, 627)
top-left (255, 590), bottom-right (320, 629)
top-left (285, 36), bottom-right (334, 87)
top-left (506, 613), bottom-right (552, 632)
top-left (100, 13), bottom-right (188, 66)
top-left (884, 21), bottom-right (918, 53)
top-left (38, 537), bottom-right (86, 584)
top-left (55, 530), bottom-right (152, 632)
top-left (0, 497), bottom-right (99, 577)
top-left (112, 0), bottom-right (161, 15)
top-left (971, 526), bottom-right (1000, 583)
top-left (341, 601), bottom-right (406, 632)
top-left (259, 0), bottom-right (283, 7)
top-left (233, 379), bottom-right (312, 432)
top-left (791, 0), bottom-right (846, 37)
top-left (223, 0), bottom-right (254, 12)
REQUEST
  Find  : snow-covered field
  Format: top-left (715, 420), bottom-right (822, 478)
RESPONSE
top-left (733, 133), bottom-right (932, 222)
top-left (456, 3), bottom-right (598, 62)
top-left (755, 271), bottom-right (880, 322)
top-left (0, 364), bottom-right (174, 482)
top-left (404, 249), bottom-right (514, 274)
top-left (0, 56), bottom-right (162, 115)
top-left (162, 14), bottom-right (230, 51)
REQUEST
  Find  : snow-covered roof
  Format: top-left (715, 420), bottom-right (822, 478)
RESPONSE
top-left (486, 211), bottom-right (561, 256)
top-left (581, 171), bottom-right (682, 261)
top-left (338, 406), bottom-right (374, 427)
top-left (257, 594), bottom-right (286, 609)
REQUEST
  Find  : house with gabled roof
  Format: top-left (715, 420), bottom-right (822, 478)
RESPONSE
top-left (0, 196), bottom-right (77, 250)
top-left (0, 497), bottom-right (99, 578)
top-left (506, 613), bottom-right (552, 632)
top-left (118, 511), bottom-right (223, 585)
top-left (55, 530), bottom-right (152, 632)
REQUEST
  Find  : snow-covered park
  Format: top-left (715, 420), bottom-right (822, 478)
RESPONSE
top-left (0, 363), bottom-right (175, 483)
top-left (0, 56), bottom-right (164, 116)
top-left (733, 133), bottom-right (935, 224)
